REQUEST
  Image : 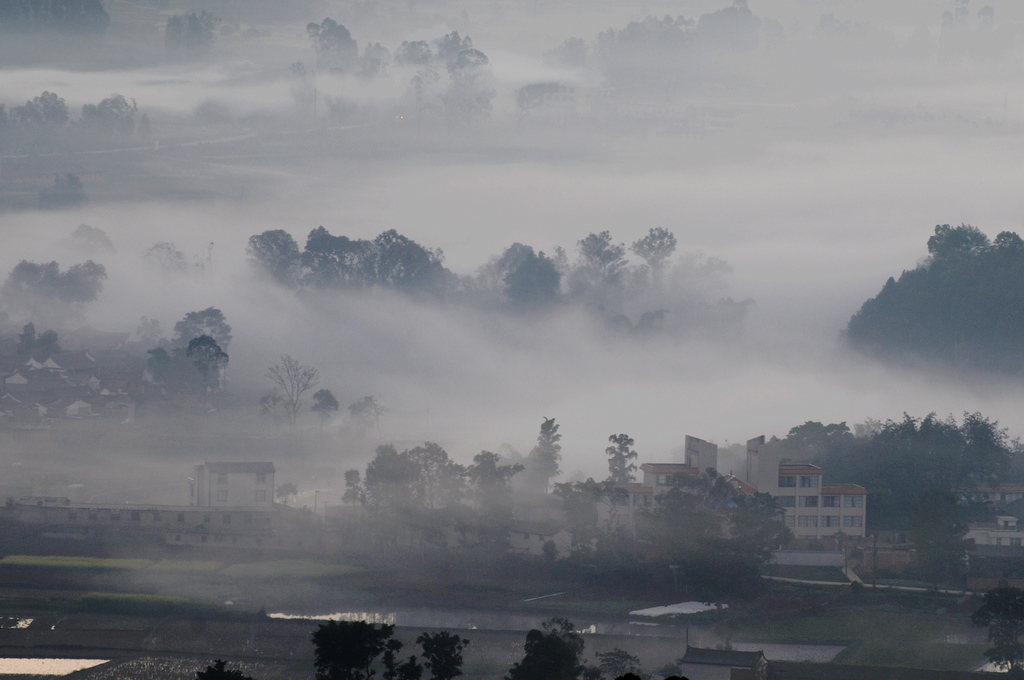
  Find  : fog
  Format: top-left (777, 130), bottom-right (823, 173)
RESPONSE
top-left (2, 0), bottom-right (1024, 488)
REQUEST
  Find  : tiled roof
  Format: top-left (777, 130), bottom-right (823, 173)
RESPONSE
top-left (723, 475), bottom-right (757, 495)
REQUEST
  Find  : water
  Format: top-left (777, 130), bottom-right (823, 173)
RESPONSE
top-left (0, 659), bottom-right (108, 675)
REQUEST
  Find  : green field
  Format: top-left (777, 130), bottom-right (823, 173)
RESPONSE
top-left (0, 555), bottom-right (151, 570)
top-left (220, 560), bottom-right (359, 579)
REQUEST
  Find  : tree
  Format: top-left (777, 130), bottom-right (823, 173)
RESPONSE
top-left (596, 649), bottom-right (641, 679)
top-left (568, 231), bottom-right (628, 307)
top-left (911, 489), bottom-right (968, 588)
top-left (606, 434), bottom-right (638, 484)
top-left (248, 230), bottom-right (301, 286)
top-left (266, 355), bottom-right (319, 427)
top-left (195, 659), bottom-right (254, 680)
top-left (39, 174), bottom-right (85, 208)
top-left (1, 260), bottom-right (106, 325)
top-left (349, 396), bottom-right (387, 437)
top-left (16, 322), bottom-right (60, 356)
top-left (311, 620), bottom-right (395, 680)
top-left (630, 227), bottom-right (677, 288)
top-left (506, 618), bottom-right (586, 680)
top-left (307, 18), bottom-right (359, 71)
top-left (145, 242), bottom-right (188, 274)
top-left (0, 0), bottom-right (108, 33)
top-left (312, 389), bottom-right (340, 426)
top-left (275, 482), bottom-right (298, 504)
top-left (417, 631), bottom-right (469, 680)
top-left (504, 248), bottom-right (561, 307)
top-left (166, 11), bottom-right (217, 57)
top-left (186, 335), bottom-right (228, 390)
top-left (383, 638), bottom-right (423, 680)
top-left (394, 40), bottom-right (433, 65)
top-left (973, 587), bottom-right (1024, 675)
top-left (173, 307), bottom-right (232, 349)
top-left (80, 94), bottom-right (136, 139)
top-left (524, 417), bottom-right (562, 492)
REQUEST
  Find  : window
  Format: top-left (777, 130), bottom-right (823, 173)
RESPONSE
top-left (1012, 538), bottom-right (1022, 547)
top-left (88, 510), bottom-right (98, 521)
top-left (823, 516), bottom-right (840, 527)
top-left (203, 514), bottom-right (211, 523)
top-left (778, 475), bottom-right (796, 488)
top-left (175, 534), bottom-right (181, 542)
top-left (216, 490), bottom-right (228, 502)
top-left (843, 516), bottom-right (863, 528)
top-left (152, 511), bottom-right (161, 522)
top-left (177, 513), bottom-right (185, 522)
top-left (657, 474), bottom-right (669, 485)
top-left (244, 514), bottom-right (252, 525)
top-left (799, 496), bottom-right (818, 508)
top-left (844, 495), bottom-right (864, 508)
top-left (777, 496), bottom-right (796, 507)
top-left (110, 511), bottom-right (121, 521)
top-left (130, 511), bottom-right (140, 522)
top-left (784, 516), bottom-right (796, 527)
top-left (68, 511), bottom-right (77, 521)
top-left (223, 514), bottom-right (231, 524)
top-left (256, 473), bottom-right (266, 484)
top-left (798, 516), bottom-right (818, 527)
top-left (800, 476), bottom-right (819, 488)
top-left (217, 473), bottom-right (228, 484)
top-left (822, 496), bottom-right (840, 507)
top-left (255, 490), bottom-right (266, 503)
top-left (997, 537), bottom-right (1003, 546)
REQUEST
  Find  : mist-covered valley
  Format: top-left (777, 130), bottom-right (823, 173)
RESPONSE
top-left (3, 1), bottom-right (1024, 677)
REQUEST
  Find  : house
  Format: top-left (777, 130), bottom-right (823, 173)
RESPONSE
top-left (963, 484), bottom-right (1024, 507)
top-left (677, 646), bottom-right (768, 680)
top-left (743, 437), bottom-right (866, 539)
top-left (191, 462), bottom-right (275, 508)
top-left (596, 482), bottom-right (653, 535)
top-left (967, 516), bottom-right (1024, 548)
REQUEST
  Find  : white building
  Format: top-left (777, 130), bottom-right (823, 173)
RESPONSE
top-left (743, 437), bottom-right (866, 539)
top-left (191, 462), bottom-right (275, 508)
top-left (967, 515), bottom-right (1024, 547)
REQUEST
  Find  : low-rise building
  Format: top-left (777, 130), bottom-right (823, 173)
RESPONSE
top-left (677, 646), bottom-right (768, 680)
top-left (191, 462), bottom-right (275, 508)
top-left (967, 515), bottom-right (1024, 548)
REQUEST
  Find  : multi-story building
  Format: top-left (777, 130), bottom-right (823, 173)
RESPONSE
top-left (743, 436), bottom-right (866, 539)
top-left (191, 462), bottom-right (275, 508)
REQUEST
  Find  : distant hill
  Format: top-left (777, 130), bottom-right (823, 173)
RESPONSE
top-left (846, 224), bottom-right (1024, 372)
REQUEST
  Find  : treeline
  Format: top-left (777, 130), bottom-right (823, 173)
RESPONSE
top-left (0, 0), bottom-right (108, 34)
top-left (847, 224), bottom-right (1024, 373)
top-left (776, 412), bottom-right (1017, 530)
top-left (341, 419), bottom-right (789, 599)
top-left (0, 91), bottom-right (150, 154)
top-left (248, 226), bottom-right (749, 334)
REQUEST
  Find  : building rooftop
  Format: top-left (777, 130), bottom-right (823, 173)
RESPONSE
top-left (639, 463), bottom-right (698, 474)
top-left (778, 464), bottom-right (823, 474)
top-left (822, 483), bottom-right (867, 494)
top-left (200, 462), bottom-right (276, 474)
top-left (680, 646), bottom-right (766, 668)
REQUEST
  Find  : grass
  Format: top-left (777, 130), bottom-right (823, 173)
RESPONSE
top-left (763, 565), bottom-right (850, 583)
top-left (145, 560), bottom-right (225, 573)
top-left (725, 605), bottom-right (986, 671)
top-left (79, 592), bottom-right (214, 616)
top-left (220, 560), bottom-right (359, 579)
top-left (0, 555), bottom-right (151, 571)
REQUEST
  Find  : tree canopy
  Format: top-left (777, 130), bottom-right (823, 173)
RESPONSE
top-left (847, 224), bottom-right (1024, 372)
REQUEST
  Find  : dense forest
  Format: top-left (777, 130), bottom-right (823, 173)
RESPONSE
top-left (846, 224), bottom-right (1024, 372)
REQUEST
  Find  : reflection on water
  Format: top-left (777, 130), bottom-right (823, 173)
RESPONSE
top-left (0, 659), bottom-right (108, 675)
top-left (0, 618), bottom-right (32, 629)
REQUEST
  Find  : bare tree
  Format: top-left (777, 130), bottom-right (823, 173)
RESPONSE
top-left (266, 354), bottom-right (319, 427)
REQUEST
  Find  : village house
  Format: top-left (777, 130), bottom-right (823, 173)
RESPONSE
top-left (191, 462), bottom-right (276, 508)
top-left (677, 646), bottom-right (769, 680)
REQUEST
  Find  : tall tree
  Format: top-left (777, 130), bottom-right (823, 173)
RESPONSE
top-left (173, 307), bottom-right (232, 349)
top-left (417, 631), bottom-right (470, 680)
top-left (973, 587), bottom-right (1024, 675)
top-left (506, 618), bottom-right (586, 680)
top-left (911, 489), bottom-right (968, 588)
top-left (186, 335), bottom-right (228, 390)
top-left (247, 230), bottom-right (301, 286)
top-left (307, 18), bottom-right (359, 71)
top-left (525, 417), bottom-right (562, 491)
top-left (311, 620), bottom-right (395, 680)
top-left (349, 396), bottom-right (387, 437)
top-left (606, 434), bottom-right (638, 484)
top-left (266, 355), bottom-right (319, 427)
top-left (312, 389), bottom-right (340, 426)
top-left (630, 227), bottom-right (677, 288)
